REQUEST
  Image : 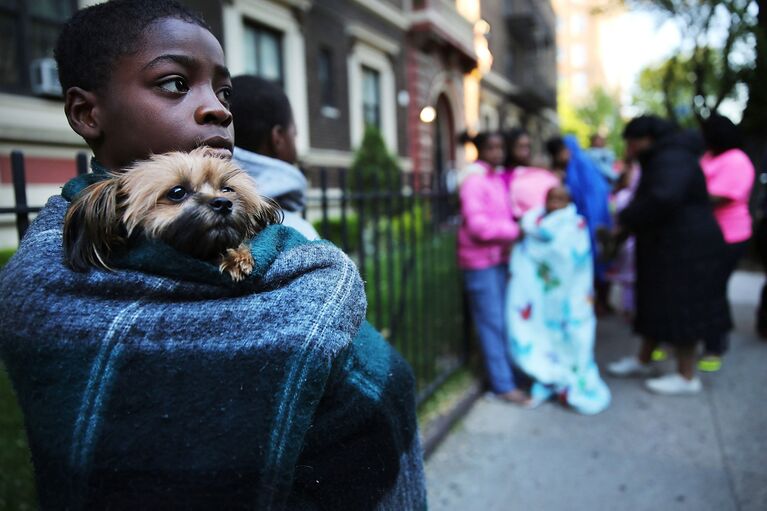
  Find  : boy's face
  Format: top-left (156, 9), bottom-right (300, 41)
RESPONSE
top-left (87, 19), bottom-right (233, 170)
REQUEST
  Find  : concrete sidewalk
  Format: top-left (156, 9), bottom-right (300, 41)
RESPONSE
top-left (426, 272), bottom-right (767, 511)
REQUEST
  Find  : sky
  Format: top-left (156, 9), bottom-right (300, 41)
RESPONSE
top-left (600, 9), bottom-right (681, 105)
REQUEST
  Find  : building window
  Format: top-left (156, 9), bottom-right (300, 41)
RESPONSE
top-left (348, 40), bottom-right (397, 150)
top-left (572, 72), bottom-right (589, 96)
top-left (243, 22), bottom-right (284, 87)
top-left (362, 66), bottom-right (381, 130)
top-left (571, 44), bottom-right (587, 68)
top-left (570, 13), bottom-right (587, 35)
top-left (318, 47), bottom-right (334, 107)
top-left (0, 0), bottom-right (77, 94)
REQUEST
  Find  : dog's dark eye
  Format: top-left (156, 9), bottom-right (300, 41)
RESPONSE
top-left (221, 186), bottom-right (234, 193)
top-left (167, 186), bottom-right (188, 202)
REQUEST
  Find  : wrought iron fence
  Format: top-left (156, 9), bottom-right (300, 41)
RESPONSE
top-left (304, 167), bottom-right (469, 404)
top-left (0, 151), bottom-right (89, 241)
top-left (2, 153), bottom-right (470, 406)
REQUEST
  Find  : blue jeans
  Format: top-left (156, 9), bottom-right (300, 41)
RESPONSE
top-left (463, 265), bottom-right (517, 394)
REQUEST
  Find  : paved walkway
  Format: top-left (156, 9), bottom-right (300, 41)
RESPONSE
top-left (426, 272), bottom-right (767, 511)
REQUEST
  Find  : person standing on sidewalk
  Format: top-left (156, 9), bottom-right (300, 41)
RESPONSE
top-left (608, 116), bottom-right (731, 395)
top-left (458, 131), bottom-right (529, 405)
top-left (698, 114), bottom-right (755, 371)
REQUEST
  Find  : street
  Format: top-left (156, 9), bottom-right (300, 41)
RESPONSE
top-left (426, 271), bottom-right (767, 511)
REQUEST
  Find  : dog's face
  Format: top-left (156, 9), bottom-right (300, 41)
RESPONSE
top-left (63, 148), bottom-right (280, 271)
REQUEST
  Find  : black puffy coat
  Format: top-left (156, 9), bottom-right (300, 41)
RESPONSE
top-left (620, 131), bottom-right (731, 344)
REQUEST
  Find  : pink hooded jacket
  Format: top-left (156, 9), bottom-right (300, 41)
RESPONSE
top-left (509, 166), bottom-right (561, 219)
top-left (458, 163), bottom-right (521, 270)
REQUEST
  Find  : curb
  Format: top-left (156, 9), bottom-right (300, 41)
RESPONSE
top-left (421, 380), bottom-right (483, 460)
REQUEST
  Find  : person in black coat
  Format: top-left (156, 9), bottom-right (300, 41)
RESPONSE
top-left (607, 116), bottom-right (731, 395)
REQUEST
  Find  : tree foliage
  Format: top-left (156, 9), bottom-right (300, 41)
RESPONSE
top-left (559, 85), bottom-right (625, 156)
top-left (622, 0), bottom-right (759, 123)
top-left (632, 48), bottom-right (733, 127)
top-left (350, 125), bottom-right (401, 215)
top-left (742, 0), bottom-right (767, 135)
top-left (558, 86), bottom-right (591, 149)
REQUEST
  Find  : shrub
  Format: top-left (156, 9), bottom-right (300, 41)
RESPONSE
top-left (0, 248), bottom-right (16, 268)
top-left (312, 214), bottom-right (360, 253)
top-left (350, 126), bottom-right (404, 216)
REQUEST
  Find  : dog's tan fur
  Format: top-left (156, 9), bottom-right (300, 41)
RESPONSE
top-left (63, 147), bottom-right (280, 281)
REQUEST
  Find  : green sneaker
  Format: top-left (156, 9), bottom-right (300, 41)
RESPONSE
top-left (651, 348), bottom-right (668, 362)
top-left (698, 355), bottom-right (722, 372)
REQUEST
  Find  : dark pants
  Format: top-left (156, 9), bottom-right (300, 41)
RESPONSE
top-left (704, 240), bottom-right (749, 355)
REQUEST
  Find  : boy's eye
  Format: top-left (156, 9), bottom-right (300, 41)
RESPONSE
top-left (221, 186), bottom-right (234, 193)
top-left (167, 186), bottom-right (188, 202)
top-left (158, 77), bottom-right (189, 94)
top-left (217, 87), bottom-right (232, 104)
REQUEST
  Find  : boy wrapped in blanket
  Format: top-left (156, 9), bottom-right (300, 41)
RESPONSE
top-left (507, 185), bottom-right (611, 414)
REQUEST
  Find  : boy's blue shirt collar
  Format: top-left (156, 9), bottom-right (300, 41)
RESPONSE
top-left (61, 157), bottom-right (109, 201)
top-left (90, 158), bottom-right (109, 175)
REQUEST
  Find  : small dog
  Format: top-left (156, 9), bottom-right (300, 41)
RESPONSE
top-left (63, 148), bottom-right (281, 281)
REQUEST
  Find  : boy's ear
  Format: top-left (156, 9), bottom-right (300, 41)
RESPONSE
top-left (270, 125), bottom-right (286, 154)
top-left (64, 87), bottom-right (103, 141)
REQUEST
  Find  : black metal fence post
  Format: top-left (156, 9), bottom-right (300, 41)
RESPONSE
top-left (319, 167), bottom-right (329, 240)
top-left (340, 169), bottom-right (348, 252)
top-left (355, 167), bottom-right (367, 284)
top-left (10, 151), bottom-right (29, 241)
top-left (76, 152), bottom-right (89, 175)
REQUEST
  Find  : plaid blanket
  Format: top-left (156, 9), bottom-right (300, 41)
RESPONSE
top-left (0, 186), bottom-right (425, 509)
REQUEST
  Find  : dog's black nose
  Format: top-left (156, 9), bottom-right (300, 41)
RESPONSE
top-left (209, 197), bottom-right (233, 214)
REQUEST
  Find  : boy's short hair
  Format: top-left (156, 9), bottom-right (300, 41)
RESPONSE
top-left (55, 0), bottom-right (209, 93)
top-left (230, 75), bottom-right (293, 153)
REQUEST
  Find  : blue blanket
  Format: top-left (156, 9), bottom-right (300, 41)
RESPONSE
top-left (507, 205), bottom-right (610, 414)
top-left (0, 192), bottom-right (426, 510)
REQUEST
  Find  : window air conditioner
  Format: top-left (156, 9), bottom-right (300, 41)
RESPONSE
top-left (30, 58), bottom-right (63, 97)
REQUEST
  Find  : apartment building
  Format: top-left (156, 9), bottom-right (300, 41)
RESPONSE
top-left (480, 0), bottom-right (558, 155)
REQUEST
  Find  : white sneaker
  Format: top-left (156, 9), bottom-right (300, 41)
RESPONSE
top-left (607, 356), bottom-right (655, 377)
top-left (645, 373), bottom-right (702, 395)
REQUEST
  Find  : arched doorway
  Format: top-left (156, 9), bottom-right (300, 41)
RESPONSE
top-left (432, 94), bottom-right (456, 222)
top-left (433, 93), bottom-right (455, 187)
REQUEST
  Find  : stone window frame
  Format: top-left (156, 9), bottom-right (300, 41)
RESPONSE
top-left (347, 37), bottom-right (398, 152)
top-left (222, 0), bottom-right (310, 155)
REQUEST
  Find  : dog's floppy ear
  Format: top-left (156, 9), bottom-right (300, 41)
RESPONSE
top-left (249, 196), bottom-right (284, 235)
top-left (63, 178), bottom-right (123, 272)
top-left (255, 196), bottom-right (285, 230)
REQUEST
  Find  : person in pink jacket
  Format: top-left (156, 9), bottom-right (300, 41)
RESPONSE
top-left (504, 127), bottom-right (561, 219)
top-left (458, 131), bottom-right (529, 404)
top-left (698, 114), bottom-right (755, 371)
